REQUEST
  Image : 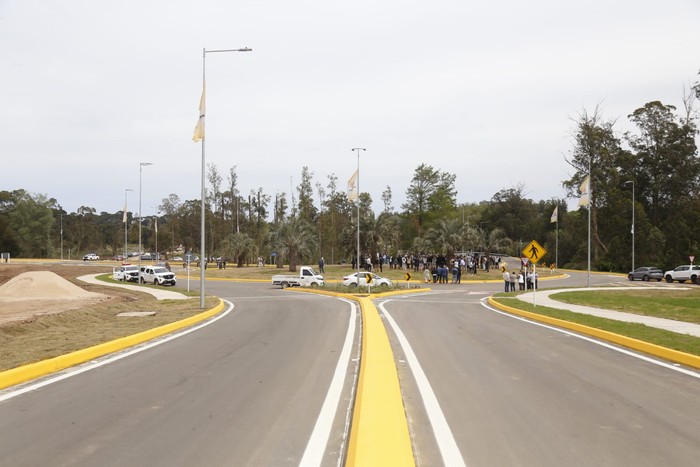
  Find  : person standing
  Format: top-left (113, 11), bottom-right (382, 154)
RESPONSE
top-left (510, 271), bottom-right (516, 291)
top-left (518, 271), bottom-right (525, 290)
top-left (502, 269), bottom-right (510, 292)
top-left (318, 256), bottom-right (325, 273)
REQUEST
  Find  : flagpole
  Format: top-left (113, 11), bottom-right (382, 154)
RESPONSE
top-left (587, 164), bottom-right (591, 288)
top-left (555, 204), bottom-right (559, 269)
top-left (197, 46), bottom-right (252, 309)
top-left (352, 148), bottom-right (365, 276)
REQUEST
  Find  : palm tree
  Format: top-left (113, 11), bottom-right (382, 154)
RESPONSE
top-left (221, 232), bottom-right (256, 267)
top-left (271, 216), bottom-right (318, 272)
top-left (426, 218), bottom-right (466, 258)
top-left (468, 226), bottom-right (512, 269)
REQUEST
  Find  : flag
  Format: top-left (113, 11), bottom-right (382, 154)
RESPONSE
top-left (578, 175), bottom-right (591, 207)
top-left (193, 82), bottom-right (206, 142)
top-left (347, 170), bottom-right (358, 201)
top-left (550, 206), bottom-right (558, 223)
top-left (122, 203), bottom-right (128, 223)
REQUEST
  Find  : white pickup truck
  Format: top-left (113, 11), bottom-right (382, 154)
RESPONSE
top-left (272, 266), bottom-right (324, 288)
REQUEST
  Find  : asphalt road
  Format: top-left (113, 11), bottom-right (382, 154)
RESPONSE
top-left (2, 271), bottom-right (699, 466)
top-left (0, 283), bottom-right (359, 467)
top-left (380, 271), bottom-right (700, 466)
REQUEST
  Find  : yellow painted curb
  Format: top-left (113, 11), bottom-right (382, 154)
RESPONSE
top-left (287, 287), bottom-right (416, 465)
top-left (488, 297), bottom-right (700, 370)
top-left (346, 297), bottom-right (415, 467)
top-left (0, 299), bottom-right (226, 391)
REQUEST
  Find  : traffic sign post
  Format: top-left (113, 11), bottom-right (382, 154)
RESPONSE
top-left (405, 272), bottom-right (412, 288)
top-left (522, 240), bottom-right (547, 307)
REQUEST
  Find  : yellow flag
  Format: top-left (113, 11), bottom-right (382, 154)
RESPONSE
top-left (193, 83), bottom-right (206, 142)
top-left (347, 170), bottom-right (358, 201)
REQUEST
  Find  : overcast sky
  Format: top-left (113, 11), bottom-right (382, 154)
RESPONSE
top-left (1, 0), bottom-right (699, 217)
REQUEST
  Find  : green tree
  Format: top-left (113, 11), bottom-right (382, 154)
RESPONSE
top-left (8, 192), bottom-right (56, 257)
top-left (402, 163), bottom-right (457, 238)
top-left (221, 232), bottom-right (256, 267)
top-left (271, 216), bottom-right (317, 272)
top-left (426, 217), bottom-right (466, 258)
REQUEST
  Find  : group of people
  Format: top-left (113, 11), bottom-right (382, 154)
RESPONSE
top-left (502, 269), bottom-right (538, 292)
top-left (352, 252), bottom-right (504, 275)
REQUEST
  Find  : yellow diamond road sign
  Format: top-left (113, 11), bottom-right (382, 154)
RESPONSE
top-left (522, 240), bottom-right (547, 263)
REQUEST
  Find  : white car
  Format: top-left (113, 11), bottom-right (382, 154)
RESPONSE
top-left (82, 253), bottom-right (99, 261)
top-left (112, 265), bottom-right (140, 282)
top-left (664, 265), bottom-right (700, 284)
top-left (139, 266), bottom-right (177, 286)
top-left (342, 272), bottom-right (393, 288)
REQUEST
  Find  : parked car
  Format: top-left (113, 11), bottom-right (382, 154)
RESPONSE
top-left (139, 266), bottom-right (177, 286)
top-left (664, 265), bottom-right (700, 284)
top-left (627, 266), bottom-right (663, 282)
top-left (112, 265), bottom-right (140, 282)
top-left (342, 272), bottom-right (393, 288)
top-left (82, 253), bottom-right (99, 261)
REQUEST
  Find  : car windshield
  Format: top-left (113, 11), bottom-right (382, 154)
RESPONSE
top-left (153, 267), bottom-right (169, 274)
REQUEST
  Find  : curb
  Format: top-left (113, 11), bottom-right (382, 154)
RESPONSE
top-left (0, 299), bottom-right (226, 391)
top-left (487, 297), bottom-right (700, 370)
top-left (288, 287), bottom-right (417, 466)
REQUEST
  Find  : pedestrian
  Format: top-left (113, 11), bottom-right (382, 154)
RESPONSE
top-left (318, 256), bottom-right (325, 273)
top-left (510, 271), bottom-right (516, 291)
top-left (502, 269), bottom-right (510, 292)
top-left (423, 267), bottom-right (431, 283)
top-left (518, 271), bottom-right (525, 290)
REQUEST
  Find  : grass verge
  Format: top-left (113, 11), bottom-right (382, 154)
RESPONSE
top-left (491, 295), bottom-right (700, 357)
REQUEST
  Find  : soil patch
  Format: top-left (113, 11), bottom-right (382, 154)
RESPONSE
top-left (0, 263), bottom-right (121, 326)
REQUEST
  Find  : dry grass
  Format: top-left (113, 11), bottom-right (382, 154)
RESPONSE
top-left (0, 263), bottom-right (218, 371)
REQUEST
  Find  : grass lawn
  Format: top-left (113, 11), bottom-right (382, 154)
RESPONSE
top-left (492, 286), bottom-right (700, 357)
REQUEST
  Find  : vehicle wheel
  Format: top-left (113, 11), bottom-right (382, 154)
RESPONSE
top-left (642, 275), bottom-right (649, 281)
top-left (154, 279), bottom-right (159, 285)
top-left (692, 276), bottom-right (698, 285)
top-left (310, 282), bottom-right (318, 288)
top-left (140, 277), bottom-right (145, 284)
top-left (665, 275), bottom-right (673, 283)
top-left (379, 283), bottom-right (389, 290)
top-left (628, 274), bottom-right (634, 281)
top-left (281, 281), bottom-right (288, 289)
top-left (349, 282), bottom-right (358, 288)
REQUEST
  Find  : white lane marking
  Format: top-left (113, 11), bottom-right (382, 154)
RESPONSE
top-left (480, 299), bottom-right (700, 379)
top-left (300, 298), bottom-right (358, 467)
top-left (0, 300), bottom-right (235, 403)
top-left (379, 301), bottom-right (468, 467)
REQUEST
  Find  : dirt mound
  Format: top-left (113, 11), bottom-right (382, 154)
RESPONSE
top-left (0, 271), bottom-right (105, 300)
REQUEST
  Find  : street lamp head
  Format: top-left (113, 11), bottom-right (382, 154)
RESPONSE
top-left (624, 180), bottom-right (633, 186)
top-left (140, 162), bottom-right (153, 167)
top-left (239, 47), bottom-right (252, 52)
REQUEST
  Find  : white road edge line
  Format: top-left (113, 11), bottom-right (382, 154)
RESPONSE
top-left (299, 298), bottom-right (357, 467)
top-left (379, 300), bottom-right (467, 467)
top-left (0, 300), bottom-right (236, 403)
top-left (480, 298), bottom-right (700, 379)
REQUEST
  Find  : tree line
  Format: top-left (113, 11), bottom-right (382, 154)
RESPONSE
top-left (2, 92), bottom-right (699, 272)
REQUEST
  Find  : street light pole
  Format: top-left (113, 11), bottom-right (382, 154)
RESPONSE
top-left (139, 163), bottom-right (152, 279)
top-left (197, 47), bottom-right (252, 309)
top-left (352, 148), bottom-right (365, 276)
top-left (625, 180), bottom-right (635, 271)
top-left (124, 188), bottom-right (133, 261)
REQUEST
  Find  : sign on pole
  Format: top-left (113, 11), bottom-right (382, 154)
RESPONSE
top-left (522, 240), bottom-right (547, 263)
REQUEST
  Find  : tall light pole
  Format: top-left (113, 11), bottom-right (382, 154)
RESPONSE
top-left (138, 162), bottom-right (152, 278)
top-left (124, 188), bottom-right (133, 261)
top-left (625, 180), bottom-right (635, 271)
top-left (196, 46), bottom-right (252, 309)
top-left (352, 148), bottom-right (365, 276)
